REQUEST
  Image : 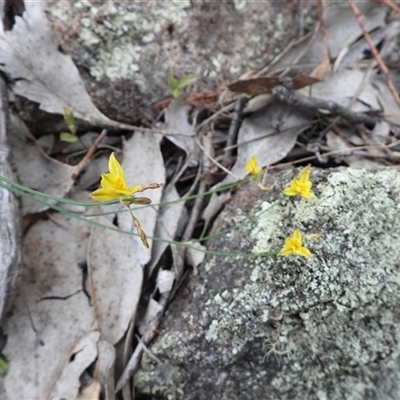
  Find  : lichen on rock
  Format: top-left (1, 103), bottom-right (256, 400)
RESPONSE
top-left (135, 167), bottom-right (400, 400)
top-left (47, 0), bottom-right (316, 125)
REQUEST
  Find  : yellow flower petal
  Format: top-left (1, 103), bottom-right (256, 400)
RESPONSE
top-left (293, 229), bottom-right (302, 242)
top-left (279, 229), bottom-right (311, 258)
top-left (127, 184), bottom-right (143, 194)
top-left (282, 165), bottom-right (314, 199)
top-left (298, 164), bottom-right (311, 181)
top-left (295, 247), bottom-right (311, 257)
top-left (282, 185), bottom-right (300, 196)
top-left (90, 187), bottom-right (119, 202)
top-left (90, 152), bottom-right (163, 249)
top-left (108, 153), bottom-right (127, 185)
top-left (90, 153), bottom-right (142, 201)
top-left (245, 156), bottom-right (262, 175)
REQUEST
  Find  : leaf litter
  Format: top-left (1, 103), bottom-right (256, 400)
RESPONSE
top-left (2, 0), bottom-right (400, 398)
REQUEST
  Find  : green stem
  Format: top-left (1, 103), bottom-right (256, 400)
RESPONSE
top-left (1, 182), bottom-right (278, 259)
top-left (0, 175), bottom-right (117, 206)
top-left (0, 175), bottom-right (248, 209)
top-left (193, 197), bottom-right (286, 243)
top-left (0, 355), bottom-right (9, 373)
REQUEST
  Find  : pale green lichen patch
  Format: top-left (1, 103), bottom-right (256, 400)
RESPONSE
top-left (82, 6), bottom-right (182, 82)
top-left (252, 200), bottom-right (286, 254)
top-left (137, 167), bottom-right (400, 396)
top-left (55, 0), bottom-right (189, 86)
top-left (49, 0), bottom-right (316, 117)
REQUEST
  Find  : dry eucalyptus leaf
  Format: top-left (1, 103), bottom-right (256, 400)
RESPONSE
top-left (324, 1), bottom-right (386, 60)
top-left (266, 28), bottom-right (324, 77)
top-left (186, 242), bottom-right (206, 275)
top-left (52, 331), bottom-right (100, 400)
top-left (229, 101), bottom-right (311, 181)
top-left (74, 379), bottom-right (101, 400)
top-left (243, 94), bottom-right (273, 114)
top-left (137, 298), bottom-right (164, 336)
top-left (147, 184), bottom-right (186, 277)
top-left (0, 3), bottom-right (120, 127)
top-left (309, 53), bottom-right (332, 81)
top-left (372, 77), bottom-right (400, 126)
top-left (228, 74), bottom-right (319, 96)
top-left (97, 340), bottom-right (116, 398)
top-left (156, 270), bottom-right (175, 294)
top-left (326, 130), bottom-right (383, 169)
top-left (170, 243), bottom-right (186, 284)
top-left (9, 113), bottom-right (75, 215)
top-left (4, 214), bottom-right (97, 400)
top-left (78, 153), bottom-right (109, 191)
top-left (335, 20), bottom-right (399, 71)
top-left (59, 132), bottom-right (100, 154)
top-left (120, 132), bottom-right (166, 264)
top-left (86, 132), bottom-right (165, 344)
top-left (87, 215), bottom-right (144, 345)
top-left (36, 134), bottom-right (55, 154)
top-left (296, 69), bottom-right (379, 113)
top-left (163, 99), bottom-right (200, 165)
top-left (267, 1), bottom-right (385, 76)
top-left (201, 192), bottom-right (231, 236)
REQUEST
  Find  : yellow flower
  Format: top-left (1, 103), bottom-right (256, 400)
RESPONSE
top-left (279, 229), bottom-right (311, 258)
top-left (90, 152), bottom-right (162, 249)
top-left (245, 156), bottom-right (262, 175)
top-left (282, 165), bottom-right (314, 199)
top-left (90, 153), bottom-right (143, 202)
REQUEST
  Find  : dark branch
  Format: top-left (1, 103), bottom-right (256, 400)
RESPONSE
top-left (272, 78), bottom-right (376, 129)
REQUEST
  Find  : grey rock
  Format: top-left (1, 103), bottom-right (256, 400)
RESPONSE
top-left (136, 167), bottom-right (400, 400)
top-left (0, 75), bottom-right (21, 323)
top-left (46, 1), bottom-right (316, 126)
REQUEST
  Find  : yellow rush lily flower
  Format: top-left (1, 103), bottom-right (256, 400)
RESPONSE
top-left (245, 156), bottom-right (262, 176)
top-left (90, 152), bottom-right (143, 202)
top-left (91, 152), bottom-right (162, 248)
top-left (244, 156), bottom-right (271, 190)
top-left (282, 165), bottom-right (314, 199)
top-left (279, 229), bottom-right (311, 258)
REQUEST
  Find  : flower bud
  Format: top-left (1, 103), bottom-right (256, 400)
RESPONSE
top-left (132, 196), bottom-right (152, 205)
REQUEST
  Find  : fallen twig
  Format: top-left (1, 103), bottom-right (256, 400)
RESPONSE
top-left (223, 96), bottom-right (247, 163)
top-left (373, 0), bottom-right (400, 14)
top-left (348, 0), bottom-right (400, 108)
top-left (272, 78), bottom-right (376, 128)
top-left (271, 139), bottom-right (400, 170)
top-left (71, 129), bottom-right (107, 179)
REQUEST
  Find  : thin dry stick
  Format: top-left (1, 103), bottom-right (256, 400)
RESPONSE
top-left (272, 79), bottom-right (376, 127)
top-left (116, 289), bottom-right (170, 393)
top-left (348, 0), bottom-right (400, 108)
top-left (46, 214), bottom-right (88, 236)
top-left (317, 61), bottom-right (376, 141)
top-left (71, 129), bottom-right (107, 179)
top-left (121, 320), bottom-right (134, 400)
top-left (196, 102), bottom-right (236, 130)
top-left (298, 0), bottom-right (304, 37)
top-left (195, 137), bottom-right (240, 180)
top-left (170, 155), bottom-right (194, 187)
top-left (271, 140), bottom-right (400, 170)
top-left (105, 121), bottom-right (197, 137)
top-left (256, 30), bottom-right (317, 77)
top-left (135, 334), bottom-right (163, 365)
top-left (373, 0), bottom-right (400, 13)
top-left (183, 158), bottom-right (202, 198)
top-left (182, 136), bottom-right (212, 242)
top-left (223, 96), bottom-right (248, 163)
top-left (224, 120), bottom-right (314, 152)
top-left (316, 0), bottom-right (329, 61)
